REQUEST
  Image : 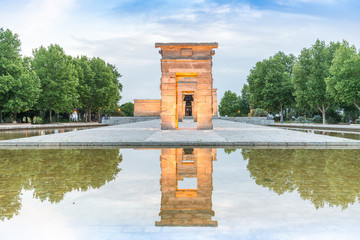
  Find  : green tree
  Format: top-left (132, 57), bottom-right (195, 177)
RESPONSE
top-left (291, 48), bottom-right (311, 114)
top-left (327, 41), bottom-right (360, 116)
top-left (32, 44), bottom-right (79, 123)
top-left (120, 102), bottom-right (134, 116)
top-left (239, 84), bottom-right (250, 116)
top-left (293, 40), bottom-right (340, 124)
top-left (0, 28), bottom-right (41, 122)
top-left (247, 52), bottom-right (295, 123)
top-left (0, 28), bottom-right (22, 104)
top-left (218, 90), bottom-right (241, 117)
top-left (73, 56), bottom-right (95, 121)
top-left (3, 58), bottom-right (41, 121)
top-left (105, 62), bottom-right (122, 113)
top-left (88, 57), bottom-right (122, 121)
top-left (72, 56), bottom-right (122, 122)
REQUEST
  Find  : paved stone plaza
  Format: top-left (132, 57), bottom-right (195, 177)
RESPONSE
top-left (0, 119), bottom-right (359, 147)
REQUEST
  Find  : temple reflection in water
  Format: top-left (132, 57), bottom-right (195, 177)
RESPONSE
top-left (156, 148), bottom-right (218, 227)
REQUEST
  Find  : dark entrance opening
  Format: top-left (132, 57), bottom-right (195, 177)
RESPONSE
top-left (184, 95), bottom-right (194, 116)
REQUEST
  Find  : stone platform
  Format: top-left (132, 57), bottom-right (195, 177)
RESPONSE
top-left (0, 119), bottom-right (359, 147)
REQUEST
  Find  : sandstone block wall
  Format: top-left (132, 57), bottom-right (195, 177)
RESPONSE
top-left (134, 99), bottom-right (161, 117)
top-left (213, 89), bottom-right (218, 117)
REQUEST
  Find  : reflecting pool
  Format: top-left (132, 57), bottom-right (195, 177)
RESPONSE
top-left (0, 127), bottom-right (99, 141)
top-left (287, 128), bottom-right (360, 140)
top-left (1, 148), bottom-right (360, 239)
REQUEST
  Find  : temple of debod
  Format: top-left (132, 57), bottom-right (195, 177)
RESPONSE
top-left (134, 42), bottom-right (218, 130)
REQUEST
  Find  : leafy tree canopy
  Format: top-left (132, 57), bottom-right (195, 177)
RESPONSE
top-left (247, 51), bottom-right (295, 121)
top-left (89, 57), bottom-right (122, 112)
top-left (327, 41), bottom-right (360, 113)
top-left (32, 44), bottom-right (79, 122)
top-left (0, 28), bottom-right (41, 121)
top-left (120, 102), bottom-right (134, 116)
top-left (293, 39), bottom-right (341, 124)
top-left (218, 90), bottom-right (242, 117)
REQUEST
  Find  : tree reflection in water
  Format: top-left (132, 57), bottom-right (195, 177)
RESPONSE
top-left (242, 149), bottom-right (360, 209)
top-left (3, 147), bottom-right (358, 224)
top-left (0, 149), bottom-right (122, 221)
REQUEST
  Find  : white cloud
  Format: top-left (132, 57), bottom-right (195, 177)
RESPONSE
top-left (20, 0), bottom-right (75, 31)
top-left (1, 0), bottom-right (359, 103)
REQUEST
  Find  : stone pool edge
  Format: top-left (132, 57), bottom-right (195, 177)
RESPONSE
top-left (1, 141), bottom-right (360, 147)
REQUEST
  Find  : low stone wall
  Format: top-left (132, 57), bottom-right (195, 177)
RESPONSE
top-left (219, 117), bottom-right (274, 125)
top-left (103, 116), bottom-right (274, 126)
top-left (102, 116), bottom-right (160, 125)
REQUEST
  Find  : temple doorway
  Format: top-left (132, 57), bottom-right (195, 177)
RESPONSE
top-left (184, 95), bottom-right (193, 117)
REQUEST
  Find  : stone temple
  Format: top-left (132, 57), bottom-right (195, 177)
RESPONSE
top-left (134, 42), bottom-right (218, 130)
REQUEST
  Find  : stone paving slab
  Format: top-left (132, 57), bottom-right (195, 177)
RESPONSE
top-left (0, 119), bottom-right (359, 147)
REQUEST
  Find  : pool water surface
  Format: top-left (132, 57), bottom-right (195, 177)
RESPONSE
top-left (0, 148), bottom-right (360, 240)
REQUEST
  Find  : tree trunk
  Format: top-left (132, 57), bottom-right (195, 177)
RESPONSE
top-left (89, 108), bottom-right (92, 122)
top-left (0, 110), bottom-right (2, 123)
top-left (49, 109), bottom-right (52, 123)
top-left (41, 110), bottom-right (45, 123)
top-left (316, 103), bottom-right (330, 125)
top-left (280, 104), bottom-right (283, 124)
top-left (57, 113), bottom-right (59, 122)
top-left (355, 101), bottom-right (360, 111)
top-left (13, 112), bottom-right (17, 123)
top-left (322, 108), bottom-right (326, 125)
top-left (355, 101), bottom-right (360, 119)
top-left (98, 109), bottom-right (101, 123)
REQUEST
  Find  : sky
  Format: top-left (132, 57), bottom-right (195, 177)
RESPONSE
top-left (1, 0), bottom-right (360, 103)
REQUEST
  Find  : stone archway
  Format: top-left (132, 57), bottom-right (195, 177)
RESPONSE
top-left (155, 43), bottom-right (218, 130)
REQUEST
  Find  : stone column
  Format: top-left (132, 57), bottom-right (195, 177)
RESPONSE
top-left (197, 71), bottom-right (213, 129)
top-left (177, 91), bottom-right (183, 122)
top-left (160, 73), bottom-right (177, 129)
top-left (212, 88), bottom-right (218, 117)
top-left (193, 91), bottom-right (197, 122)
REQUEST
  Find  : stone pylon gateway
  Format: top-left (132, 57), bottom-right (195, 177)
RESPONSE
top-left (155, 42), bottom-right (218, 130)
